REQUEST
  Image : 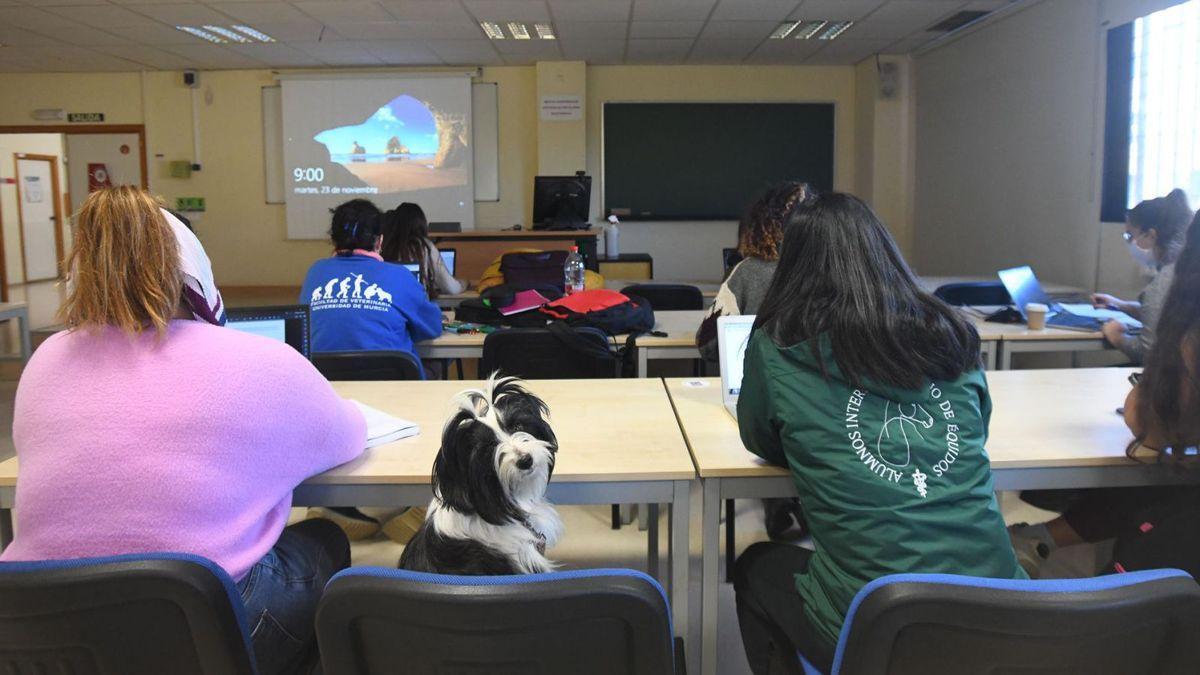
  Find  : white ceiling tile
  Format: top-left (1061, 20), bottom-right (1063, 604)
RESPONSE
top-left (323, 20), bottom-right (480, 39)
top-left (20, 0), bottom-right (111, 6)
top-left (359, 39), bottom-right (441, 64)
top-left (426, 39), bottom-right (501, 64)
top-left (292, 1), bottom-right (394, 22)
top-left (491, 38), bottom-right (562, 56)
top-left (133, 4), bottom-right (240, 25)
top-left (162, 43), bottom-right (269, 67)
top-left (688, 36), bottom-right (759, 62)
top-left (554, 21), bottom-right (628, 40)
top-left (804, 37), bottom-right (893, 64)
top-left (744, 37), bottom-right (823, 63)
top-left (549, 0), bottom-right (631, 22)
top-left (628, 20), bottom-right (703, 37)
top-left (289, 40), bottom-right (383, 65)
top-left (105, 23), bottom-right (209, 44)
top-left (380, 0), bottom-right (472, 21)
top-left (790, 0), bottom-right (885, 20)
top-left (0, 25), bottom-right (52, 45)
top-left (625, 37), bottom-right (691, 62)
top-left (45, 5), bottom-right (164, 27)
top-left (865, 0), bottom-right (961, 29)
top-left (206, 2), bottom-right (316, 24)
top-left (711, 0), bottom-right (799, 21)
top-left (882, 34), bottom-right (934, 53)
top-left (0, 6), bottom-right (82, 31)
top-left (699, 20), bottom-right (776, 39)
top-left (964, 0), bottom-right (1014, 10)
top-left (846, 19), bottom-right (922, 40)
top-left (243, 21), bottom-right (327, 41)
top-left (46, 25), bottom-right (138, 46)
top-left (90, 43), bottom-right (198, 68)
top-left (558, 37), bottom-right (625, 62)
top-left (631, 0), bottom-right (715, 21)
top-left (462, 0), bottom-right (551, 22)
top-left (227, 41), bottom-right (325, 65)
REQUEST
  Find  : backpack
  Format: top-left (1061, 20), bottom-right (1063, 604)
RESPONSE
top-left (500, 251), bottom-right (568, 292)
top-left (1107, 487), bottom-right (1200, 579)
top-left (454, 283), bottom-right (562, 327)
top-left (539, 289), bottom-right (657, 377)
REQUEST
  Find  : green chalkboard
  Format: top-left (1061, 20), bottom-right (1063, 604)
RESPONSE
top-left (603, 102), bottom-right (834, 220)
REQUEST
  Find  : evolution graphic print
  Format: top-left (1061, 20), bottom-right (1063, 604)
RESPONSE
top-left (309, 273), bottom-right (394, 312)
top-left (844, 384), bottom-right (964, 499)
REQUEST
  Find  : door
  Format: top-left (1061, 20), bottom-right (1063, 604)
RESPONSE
top-left (14, 155), bottom-right (64, 282)
top-left (65, 133), bottom-right (144, 214)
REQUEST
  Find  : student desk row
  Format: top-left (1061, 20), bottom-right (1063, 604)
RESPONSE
top-left (667, 368), bottom-right (1200, 675)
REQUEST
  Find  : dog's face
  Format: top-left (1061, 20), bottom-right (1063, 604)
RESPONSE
top-left (432, 375), bottom-right (558, 526)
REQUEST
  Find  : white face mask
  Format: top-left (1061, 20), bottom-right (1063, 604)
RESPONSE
top-left (1128, 239), bottom-right (1156, 268)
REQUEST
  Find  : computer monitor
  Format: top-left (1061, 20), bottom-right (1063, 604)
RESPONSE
top-left (996, 266), bottom-right (1053, 321)
top-left (439, 248), bottom-right (456, 276)
top-left (428, 222), bottom-right (461, 233)
top-left (532, 174), bottom-right (592, 230)
top-left (225, 305), bottom-right (311, 358)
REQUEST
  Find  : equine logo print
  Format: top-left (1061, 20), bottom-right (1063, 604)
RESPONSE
top-left (310, 273), bottom-right (393, 312)
top-left (876, 401), bottom-right (934, 467)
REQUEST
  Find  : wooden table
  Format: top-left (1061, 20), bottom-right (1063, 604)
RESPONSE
top-left (666, 369), bottom-right (1199, 675)
top-left (0, 303), bottom-right (31, 362)
top-left (0, 378), bottom-right (695, 636)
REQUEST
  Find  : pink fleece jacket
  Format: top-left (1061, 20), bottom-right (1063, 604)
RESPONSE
top-left (0, 320), bottom-right (366, 580)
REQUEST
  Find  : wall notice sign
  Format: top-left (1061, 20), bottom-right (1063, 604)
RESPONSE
top-left (68, 112), bottom-right (105, 123)
top-left (539, 95), bottom-right (582, 121)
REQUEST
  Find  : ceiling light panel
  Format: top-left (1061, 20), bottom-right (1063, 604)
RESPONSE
top-left (794, 20), bottom-right (829, 39)
top-left (770, 21), bottom-right (800, 39)
top-left (481, 21), bottom-right (505, 39)
top-left (232, 25), bottom-right (275, 43)
top-left (534, 23), bottom-right (555, 40)
top-left (507, 22), bottom-right (531, 39)
top-left (176, 26), bottom-right (227, 44)
top-left (817, 21), bottom-right (854, 40)
top-left (202, 25), bottom-right (250, 43)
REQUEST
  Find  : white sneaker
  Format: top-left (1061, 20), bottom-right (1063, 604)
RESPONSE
top-left (1008, 523), bottom-right (1051, 578)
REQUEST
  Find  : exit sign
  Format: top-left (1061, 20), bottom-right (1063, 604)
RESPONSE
top-left (68, 112), bottom-right (105, 123)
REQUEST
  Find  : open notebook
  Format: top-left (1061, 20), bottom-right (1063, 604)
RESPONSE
top-left (351, 400), bottom-right (420, 448)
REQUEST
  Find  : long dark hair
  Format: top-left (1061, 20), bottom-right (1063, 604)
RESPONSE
top-left (380, 203), bottom-right (436, 294)
top-left (1129, 210), bottom-right (1200, 460)
top-left (755, 192), bottom-right (980, 390)
top-left (330, 199), bottom-right (382, 251)
top-left (1127, 189), bottom-right (1192, 265)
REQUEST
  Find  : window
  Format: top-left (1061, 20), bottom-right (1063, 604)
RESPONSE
top-left (1129, 0), bottom-right (1200, 208)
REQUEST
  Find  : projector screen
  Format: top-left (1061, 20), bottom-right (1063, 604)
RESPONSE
top-left (281, 75), bottom-right (474, 239)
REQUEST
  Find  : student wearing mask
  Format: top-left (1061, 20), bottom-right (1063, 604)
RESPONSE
top-left (696, 181), bottom-right (813, 540)
top-left (733, 193), bottom-right (1025, 674)
top-left (1092, 189), bottom-right (1192, 363)
top-left (0, 187), bottom-right (366, 675)
top-left (380, 202), bottom-right (465, 297)
top-left (1011, 210), bottom-right (1200, 578)
top-left (300, 199), bottom-right (443, 362)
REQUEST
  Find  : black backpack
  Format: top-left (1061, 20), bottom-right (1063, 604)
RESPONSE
top-left (539, 290), bottom-right (658, 377)
top-left (454, 284), bottom-right (562, 327)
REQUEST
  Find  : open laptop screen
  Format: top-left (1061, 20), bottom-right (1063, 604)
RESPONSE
top-left (997, 266), bottom-right (1053, 320)
top-left (226, 305), bottom-right (311, 359)
top-left (717, 316), bottom-right (755, 396)
top-left (439, 248), bottom-right (456, 276)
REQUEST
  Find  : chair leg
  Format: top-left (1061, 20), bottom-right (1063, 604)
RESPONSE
top-left (454, 358), bottom-right (464, 379)
top-left (611, 504), bottom-right (621, 530)
top-left (725, 499), bottom-right (735, 583)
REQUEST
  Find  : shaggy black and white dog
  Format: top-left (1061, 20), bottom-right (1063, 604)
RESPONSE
top-left (398, 375), bottom-right (562, 575)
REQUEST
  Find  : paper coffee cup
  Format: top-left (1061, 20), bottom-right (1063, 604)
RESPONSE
top-left (1025, 302), bottom-right (1048, 330)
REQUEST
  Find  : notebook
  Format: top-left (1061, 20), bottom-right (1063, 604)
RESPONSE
top-left (499, 289), bottom-right (551, 316)
top-left (351, 400), bottom-right (420, 448)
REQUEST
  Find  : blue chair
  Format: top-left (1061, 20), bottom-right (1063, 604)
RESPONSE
top-left (316, 567), bottom-right (683, 674)
top-left (802, 569), bottom-right (1200, 675)
top-left (0, 552), bottom-right (256, 674)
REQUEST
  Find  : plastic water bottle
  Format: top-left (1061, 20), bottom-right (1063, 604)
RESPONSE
top-left (564, 246), bottom-right (585, 295)
top-left (605, 214), bottom-right (621, 259)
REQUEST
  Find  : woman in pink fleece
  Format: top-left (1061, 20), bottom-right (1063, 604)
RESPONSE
top-left (1, 186), bottom-right (367, 674)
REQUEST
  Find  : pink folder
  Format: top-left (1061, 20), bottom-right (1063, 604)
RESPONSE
top-left (498, 289), bottom-right (551, 316)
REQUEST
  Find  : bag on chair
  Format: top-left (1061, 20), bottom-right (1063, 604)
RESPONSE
top-left (539, 289), bottom-right (657, 377)
top-left (500, 251), bottom-right (568, 292)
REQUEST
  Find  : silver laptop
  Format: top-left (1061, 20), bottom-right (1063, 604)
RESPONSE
top-left (717, 315), bottom-right (755, 421)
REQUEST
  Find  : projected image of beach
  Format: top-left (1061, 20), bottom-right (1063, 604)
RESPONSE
top-left (314, 94), bottom-right (468, 191)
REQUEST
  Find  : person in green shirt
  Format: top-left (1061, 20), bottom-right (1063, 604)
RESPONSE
top-left (733, 192), bottom-right (1026, 674)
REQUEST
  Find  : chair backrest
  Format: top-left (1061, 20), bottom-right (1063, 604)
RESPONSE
top-left (0, 553), bottom-right (256, 675)
top-left (621, 284), bottom-right (704, 311)
top-left (312, 350), bottom-right (424, 381)
top-left (722, 248), bottom-right (743, 277)
top-left (481, 326), bottom-right (618, 379)
top-left (829, 570), bottom-right (1200, 675)
top-left (932, 281), bottom-right (1011, 306)
top-left (316, 567), bottom-right (676, 675)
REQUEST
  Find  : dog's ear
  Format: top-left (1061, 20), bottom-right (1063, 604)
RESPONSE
top-left (492, 379), bottom-right (558, 452)
top-left (433, 411), bottom-right (524, 526)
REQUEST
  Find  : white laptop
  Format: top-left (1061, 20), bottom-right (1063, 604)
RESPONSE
top-left (716, 315), bottom-right (756, 422)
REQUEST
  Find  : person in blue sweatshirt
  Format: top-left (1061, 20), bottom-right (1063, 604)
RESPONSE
top-left (300, 199), bottom-right (443, 373)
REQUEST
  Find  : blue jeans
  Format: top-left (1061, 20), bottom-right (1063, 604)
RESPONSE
top-left (237, 518), bottom-right (350, 675)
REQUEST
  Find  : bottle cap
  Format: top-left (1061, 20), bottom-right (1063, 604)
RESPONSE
top-left (571, 246), bottom-right (579, 252)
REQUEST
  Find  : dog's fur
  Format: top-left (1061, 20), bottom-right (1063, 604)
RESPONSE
top-left (398, 374), bottom-right (563, 575)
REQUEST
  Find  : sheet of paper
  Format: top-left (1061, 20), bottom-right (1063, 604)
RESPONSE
top-left (350, 400), bottom-right (420, 448)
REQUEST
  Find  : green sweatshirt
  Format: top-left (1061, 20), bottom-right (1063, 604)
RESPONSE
top-left (738, 330), bottom-right (1025, 650)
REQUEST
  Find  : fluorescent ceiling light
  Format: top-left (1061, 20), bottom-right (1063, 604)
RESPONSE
top-left (534, 23), bottom-right (555, 40)
top-left (481, 21), bottom-right (505, 39)
top-left (202, 25), bottom-right (250, 43)
top-left (507, 22), bottom-right (530, 39)
top-left (818, 21), bottom-right (854, 40)
top-left (231, 25), bottom-right (275, 43)
top-left (176, 26), bottom-right (227, 44)
top-left (794, 20), bottom-right (828, 39)
top-left (770, 21), bottom-right (800, 39)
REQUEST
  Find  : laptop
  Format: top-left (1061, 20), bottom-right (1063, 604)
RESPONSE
top-left (225, 304), bottom-right (311, 358)
top-left (996, 266), bottom-right (1107, 332)
top-left (717, 315), bottom-right (756, 421)
top-left (439, 248), bottom-right (456, 276)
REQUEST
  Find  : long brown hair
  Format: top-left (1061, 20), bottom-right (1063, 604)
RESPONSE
top-left (60, 186), bottom-right (181, 336)
top-left (380, 203), bottom-right (437, 296)
top-left (737, 182), bottom-right (813, 261)
top-left (1128, 210), bottom-right (1200, 460)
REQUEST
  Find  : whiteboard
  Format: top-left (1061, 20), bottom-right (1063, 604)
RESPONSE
top-left (261, 82), bottom-right (498, 208)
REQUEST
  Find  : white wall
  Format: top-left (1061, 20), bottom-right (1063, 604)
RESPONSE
top-left (913, 0), bottom-right (1190, 296)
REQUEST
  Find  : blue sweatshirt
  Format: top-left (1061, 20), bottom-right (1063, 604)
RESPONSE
top-left (299, 254), bottom-right (443, 366)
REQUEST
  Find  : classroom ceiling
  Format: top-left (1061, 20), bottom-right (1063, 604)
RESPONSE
top-left (0, 0), bottom-right (1020, 73)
